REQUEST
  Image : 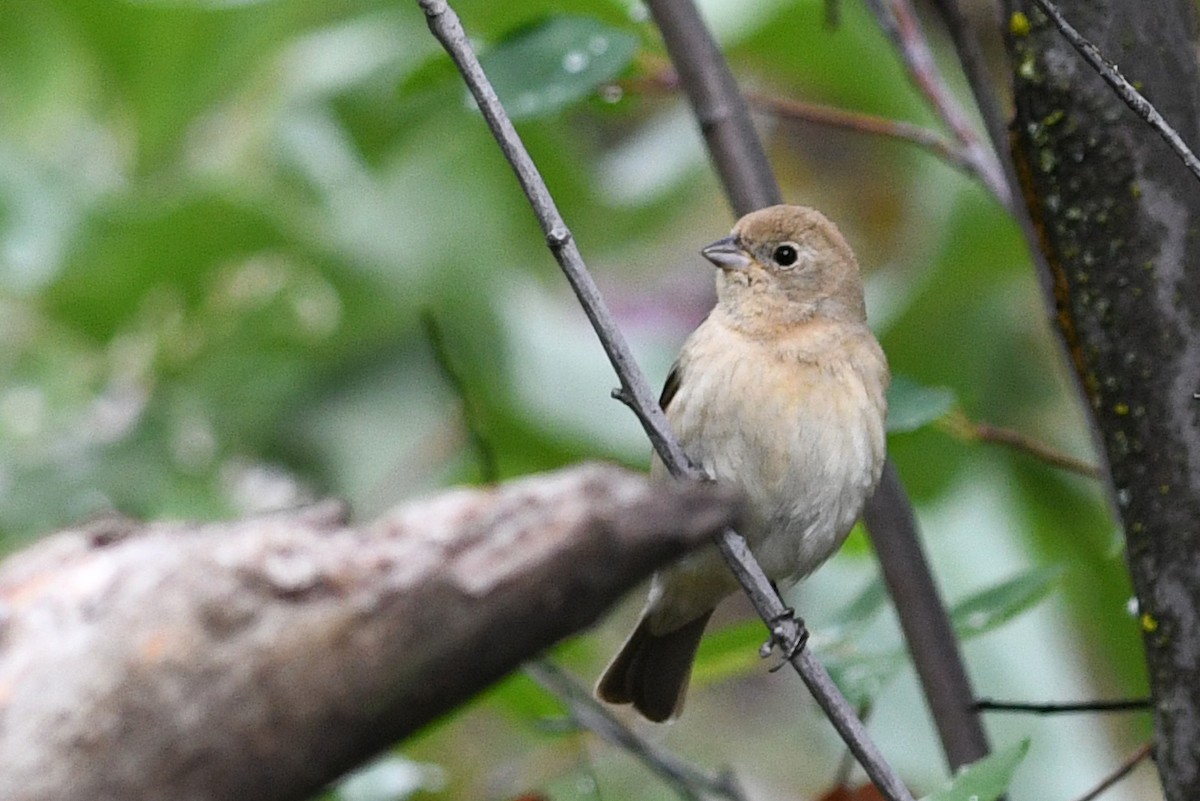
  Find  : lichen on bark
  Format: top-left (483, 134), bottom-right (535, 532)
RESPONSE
top-left (1003, 2), bottom-right (1200, 796)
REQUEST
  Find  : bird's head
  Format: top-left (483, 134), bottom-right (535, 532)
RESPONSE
top-left (702, 204), bottom-right (867, 330)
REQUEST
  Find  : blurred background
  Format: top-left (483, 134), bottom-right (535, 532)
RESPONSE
top-left (0, 0), bottom-right (1155, 798)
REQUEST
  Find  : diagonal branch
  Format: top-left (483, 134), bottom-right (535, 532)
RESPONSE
top-left (924, 0), bottom-right (1066, 326)
top-left (415, 0), bottom-right (690, 479)
top-left (1029, 0), bottom-right (1200, 183)
top-left (744, 89), bottom-right (981, 179)
top-left (645, 0), bottom-right (990, 778)
top-left (1073, 741), bottom-right (1153, 801)
top-left (623, 63), bottom-right (993, 187)
top-left (417, 2), bottom-right (912, 799)
top-left (941, 411), bottom-right (1102, 479)
top-left (861, 0), bottom-right (1012, 207)
top-left (644, 0), bottom-right (781, 210)
top-left (526, 660), bottom-right (749, 801)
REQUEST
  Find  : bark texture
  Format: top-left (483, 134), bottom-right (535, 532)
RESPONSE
top-left (0, 464), bottom-right (741, 801)
top-left (1003, 2), bottom-right (1200, 796)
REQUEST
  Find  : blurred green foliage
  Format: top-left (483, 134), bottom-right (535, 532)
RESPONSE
top-left (923, 739), bottom-right (1029, 801)
top-left (0, 0), bottom-right (1152, 799)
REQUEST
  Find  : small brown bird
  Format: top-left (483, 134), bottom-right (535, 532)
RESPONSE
top-left (596, 205), bottom-right (890, 722)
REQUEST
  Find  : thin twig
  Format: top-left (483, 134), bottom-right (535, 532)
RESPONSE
top-left (417, 3), bottom-right (913, 800)
top-left (860, 0), bottom-right (1011, 206)
top-left (745, 90), bottom-right (977, 175)
top-left (421, 310), bottom-right (499, 484)
top-left (1072, 742), bottom-right (1153, 801)
top-left (1030, 0), bottom-right (1200, 184)
top-left (647, 0), bottom-right (983, 785)
top-left (974, 698), bottom-right (1150, 714)
top-left (415, 0), bottom-right (691, 477)
top-left (429, 315), bottom-right (740, 801)
top-left (526, 660), bottom-right (749, 801)
top-left (833, 701), bottom-right (874, 788)
top-left (941, 410), bottom-right (1102, 479)
top-left (410, 318), bottom-right (736, 801)
top-left (622, 67), bottom-right (985, 182)
top-left (924, 0), bottom-right (1064, 321)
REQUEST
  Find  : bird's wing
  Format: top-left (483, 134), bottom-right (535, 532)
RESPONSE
top-left (659, 361), bottom-right (682, 410)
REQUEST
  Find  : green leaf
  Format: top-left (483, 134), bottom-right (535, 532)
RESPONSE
top-left (887, 375), bottom-right (956, 433)
top-left (922, 739), bottom-right (1030, 801)
top-left (479, 15), bottom-right (638, 120)
top-left (951, 566), bottom-right (1065, 640)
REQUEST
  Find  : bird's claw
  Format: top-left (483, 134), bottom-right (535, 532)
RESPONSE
top-left (759, 607), bottom-right (809, 672)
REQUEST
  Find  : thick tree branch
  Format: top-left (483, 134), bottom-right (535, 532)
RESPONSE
top-left (1003, 1), bottom-right (1200, 797)
top-left (0, 465), bottom-right (741, 801)
top-left (646, 0), bottom-right (990, 777)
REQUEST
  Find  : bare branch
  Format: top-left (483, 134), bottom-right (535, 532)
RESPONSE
top-left (526, 661), bottom-right (749, 801)
top-left (861, 0), bottom-right (1012, 206)
top-left (644, 0), bottom-right (991, 779)
top-left (974, 698), bottom-right (1151, 714)
top-left (622, 65), bottom-right (988, 185)
top-left (0, 465), bottom-right (741, 801)
top-left (645, 0), bottom-right (781, 211)
top-left (415, 0), bottom-right (692, 478)
top-left (863, 465), bottom-right (993, 771)
top-left (744, 90), bottom-right (978, 178)
top-left (1073, 742), bottom-right (1154, 801)
top-left (941, 411), bottom-right (1102, 479)
top-left (643, 0), bottom-right (781, 214)
top-left (924, 0), bottom-right (1069, 355)
top-left (418, 1), bottom-right (913, 799)
top-left (1030, 0), bottom-right (1200, 183)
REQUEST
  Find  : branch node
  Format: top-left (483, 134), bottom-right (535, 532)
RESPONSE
top-left (546, 225), bottom-right (572, 251)
top-left (417, 0), bottom-right (446, 17)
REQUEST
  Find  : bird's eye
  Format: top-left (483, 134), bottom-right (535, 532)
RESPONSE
top-left (773, 243), bottom-right (799, 267)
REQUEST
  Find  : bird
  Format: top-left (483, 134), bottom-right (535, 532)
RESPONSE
top-left (595, 204), bottom-right (890, 722)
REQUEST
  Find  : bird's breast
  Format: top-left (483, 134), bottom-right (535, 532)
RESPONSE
top-left (667, 316), bottom-right (888, 582)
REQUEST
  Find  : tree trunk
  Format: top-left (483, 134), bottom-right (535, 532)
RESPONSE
top-left (1003, 2), bottom-right (1200, 796)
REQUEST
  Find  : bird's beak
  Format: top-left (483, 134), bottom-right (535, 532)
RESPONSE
top-left (701, 236), bottom-right (752, 272)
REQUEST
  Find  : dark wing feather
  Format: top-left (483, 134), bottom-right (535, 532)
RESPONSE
top-left (659, 362), bottom-right (682, 410)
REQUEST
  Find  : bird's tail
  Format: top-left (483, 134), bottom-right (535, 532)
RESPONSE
top-left (595, 610), bottom-right (713, 722)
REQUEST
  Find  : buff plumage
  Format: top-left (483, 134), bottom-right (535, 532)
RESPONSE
top-left (597, 205), bottom-right (889, 722)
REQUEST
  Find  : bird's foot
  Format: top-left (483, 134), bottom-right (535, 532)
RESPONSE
top-left (759, 607), bottom-right (809, 672)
